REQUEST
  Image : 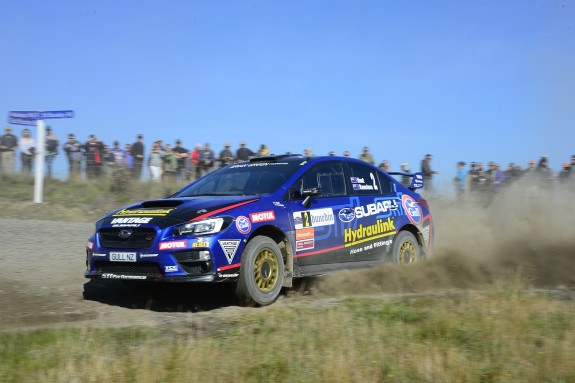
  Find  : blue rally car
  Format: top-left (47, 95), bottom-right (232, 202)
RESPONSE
top-left (85, 154), bottom-right (433, 306)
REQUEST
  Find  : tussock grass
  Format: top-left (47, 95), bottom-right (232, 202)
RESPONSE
top-left (1, 286), bottom-right (574, 382)
top-left (0, 173), bottom-right (180, 222)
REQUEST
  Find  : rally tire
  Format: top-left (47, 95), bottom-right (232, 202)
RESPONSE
top-left (236, 236), bottom-right (284, 306)
top-left (392, 231), bottom-right (421, 264)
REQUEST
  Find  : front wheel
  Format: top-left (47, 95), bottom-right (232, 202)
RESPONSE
top-left (392, 231), bottom-right (422, 264)
top-left (235, 236), bottom-right (284, 306)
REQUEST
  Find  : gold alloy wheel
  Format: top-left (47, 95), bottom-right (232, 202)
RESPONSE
top-left (399, 240), bottom-right (417, 264)
top-left (252, 248), bottom-right (279, 293)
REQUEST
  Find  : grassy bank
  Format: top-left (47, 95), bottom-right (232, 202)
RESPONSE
top-left (0, 173), bottom-right (181, 222)
top-left (2, 287), bottom-right (574, 383)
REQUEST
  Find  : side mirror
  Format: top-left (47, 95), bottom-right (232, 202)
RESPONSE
top-left (302, 188), bottom-right (322, 208)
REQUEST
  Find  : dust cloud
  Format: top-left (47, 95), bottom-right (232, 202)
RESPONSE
top-left (314, 180), bottom-right (575, 297)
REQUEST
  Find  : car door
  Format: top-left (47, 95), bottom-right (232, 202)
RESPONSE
top-left (343, 162), bottom-right (402, 261)
top-left (283, 162), bottom-right (352, 266)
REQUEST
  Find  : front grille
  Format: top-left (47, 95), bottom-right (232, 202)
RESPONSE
top-left (95, 261), bottom-right (162, 277)
top-left (98, 228), bottom-right (157, 249)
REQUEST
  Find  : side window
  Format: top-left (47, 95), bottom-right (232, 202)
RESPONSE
top-left (289, 163), bottom-right (346, 199)
top-left (347, 162), bottom-right (382, 195)
top-left (377, 173), bottom-right (394, 194)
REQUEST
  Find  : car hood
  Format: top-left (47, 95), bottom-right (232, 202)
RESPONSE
top-left (99, 196), bottom-right (260, 229)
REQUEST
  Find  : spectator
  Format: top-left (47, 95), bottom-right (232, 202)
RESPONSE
top-left (44, 126), bottom-right (60, 179)
top-left (172, 139), bottom-right (189, 182)
top-left (342, 150), bottom-right (351, 157)
top-left (400, 162), bottom-right (411, 188)
top-left (503, 162), bottom-right (521, 185)
top-left (525, 160), bottom-right (536, 174)
top-left (124, 144), bottom-right (134, 170)
top-left (109, 141), bottom-right (126, 167)
top-left (148, 141), bottom-right (165, 182)
top-left (420, 154), bottom-right (438, 194)
top-left (19, 128), bottom-right (35, 175)
top-left (190, 144), bottom-right (202, 180)
top-left (219, 142), bottom-right (235, 167)
top-left (359, 147), bottom-right (374, 164)
top-left (454, 161), bottom-right (466, 197)
top-left (84, 134), bottom-right (104, 179)
top-left (0, 126), bottom-right (18, 174)
top-left (199, 143), bottom-right (215, 177)
top-left (303, 148), bottom-right (313, 156)
top-left (102, 144), bottom-right (115, 175)
top-left (63, 133), bottom-right (83, 179)
top-left (571, 155), bottom-right (575, 169)
top-left (257, 144), bottom-right (270, 156)
top-left (163, 144), bottom-right (177, 181)
top-left (236, 142), bottom-right (254, 161)
top-left (537, 155), bottom-right (550, 173)
top-left (131, 134), bottom-right (145, 180)
top-left (493, 163), bottom-right (505, 192)
top-left (378, 160), bottom-right (390, 172)
top-left (559, 163), bottom-right (571, 183)
top-left (328, 151), bottom-right (336, 156)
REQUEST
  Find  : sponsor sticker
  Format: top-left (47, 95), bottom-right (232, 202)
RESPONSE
top-left (218, 273), bottom-right (239, 278)
top-left (139, 253), bottom-right (158, 258)
top-left (113, 208), bottom-right (174, 216)
top-left (236, 216), bottom-right (251, 234)
top-left (344, 217), bottom-right (396, 247)
top-left (296, 239), bottom-right (314, 252)
top-left (354, 199), bottom-right (399, 219)
top-left (296, 228), bottom-right (314, 241)
top-left (192, 241), bottom-right (210, 248)
top-left (110, 217), bottom-right (153, 227)
top-left (293, 208), bottom-right (335, 229)
top-left (165, 265), bottom-right (178, 272)
top-left (219, 240), bottom-right (241, 264)
top-left (159, 240), bottom-right (187, 250)
top-left (402, 195), bottom-right (422, 224)
top-left (102, 274), bottom-right (147, 280)
top-left (250, 210), bottom-right (276, 223)
top-left (338, 207), bottom-right (356, 222)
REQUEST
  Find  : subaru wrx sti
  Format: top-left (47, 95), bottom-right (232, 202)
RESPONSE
top-left (85, 154), bottom-right (433, 306)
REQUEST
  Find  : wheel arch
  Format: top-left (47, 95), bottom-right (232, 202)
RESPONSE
top-left (247, 225), bottom-right (293, 288)
top-left (397, 224), bottom-right (426, 258)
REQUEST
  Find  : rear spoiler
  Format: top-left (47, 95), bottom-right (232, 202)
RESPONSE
top-left (387, 171), bottom-right (424, 191)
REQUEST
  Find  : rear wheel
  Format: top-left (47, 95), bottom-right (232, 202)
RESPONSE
top-left (236, 236), bottom-right (284, 306)
top-left (392, 231), bottom-right (421, 264)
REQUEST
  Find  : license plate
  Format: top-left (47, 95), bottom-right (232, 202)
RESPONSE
top-left (110, 252), bottom-right (137, 262)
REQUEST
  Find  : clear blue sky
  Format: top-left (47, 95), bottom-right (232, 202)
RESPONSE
top-left (2, 1), bottom-right (574, 191)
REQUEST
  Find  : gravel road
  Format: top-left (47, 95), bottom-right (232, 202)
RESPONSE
top-left (0, 219), bottom-right (251, 331)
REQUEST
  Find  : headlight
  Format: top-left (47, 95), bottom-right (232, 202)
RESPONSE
top-left (175, 217), bottom-right (231, 236)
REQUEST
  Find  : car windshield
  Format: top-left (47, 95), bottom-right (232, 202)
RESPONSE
top-left (174, 161), bottom-right (303, 197)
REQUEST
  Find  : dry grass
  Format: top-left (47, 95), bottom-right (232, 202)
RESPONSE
top-left (1, 287), bottom-right (575, 383)
top-left (2, 174), bottom-right (575, 382)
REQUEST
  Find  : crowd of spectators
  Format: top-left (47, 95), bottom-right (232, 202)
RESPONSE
top-left (450, 155), bottom-right (575, 199)
top-left (1, 125), bottom-right (573, 198)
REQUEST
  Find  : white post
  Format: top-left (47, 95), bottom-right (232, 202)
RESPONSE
top-left (33, 119), bottom-right (46, 203)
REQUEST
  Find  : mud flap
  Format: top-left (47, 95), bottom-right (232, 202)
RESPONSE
top-left (281, 238), bottom-right (293, 288)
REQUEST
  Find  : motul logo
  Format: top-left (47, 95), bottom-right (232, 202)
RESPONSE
top-left (159, 241), bottom-right (187, 250)
top-left (250, 210), bottom-right (276, 223)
